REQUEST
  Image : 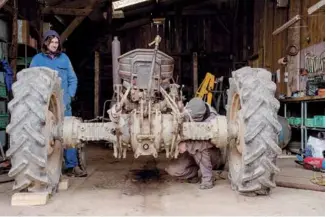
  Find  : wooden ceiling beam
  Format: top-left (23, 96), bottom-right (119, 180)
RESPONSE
top-left (60, 0), bottom-right (99, 42)
top-left (0, 0), bottom-right (9, 10)
top-left (42, 7), bottom-right (93, 16)
top-left (60, 16), bottom-right (86, 42)
top-left (2, 3), bottom-right (13, 14)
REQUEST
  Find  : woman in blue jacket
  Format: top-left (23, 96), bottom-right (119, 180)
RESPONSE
top-left (30, 30), bottom-right (87, 177)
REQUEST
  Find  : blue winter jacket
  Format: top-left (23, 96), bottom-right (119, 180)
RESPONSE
top-left (30, 52), bottom-right (78, 116)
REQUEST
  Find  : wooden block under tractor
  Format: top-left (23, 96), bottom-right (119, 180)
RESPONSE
top-left (11, 192), bottom-right (49, 206)
top-left (58, 179), bottom-right (69, 191)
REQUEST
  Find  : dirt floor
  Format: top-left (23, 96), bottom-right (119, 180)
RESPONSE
top-left (0, 144), bottom-right (325, 216)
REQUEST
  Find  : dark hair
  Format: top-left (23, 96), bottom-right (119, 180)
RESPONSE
top-left (42, 35), bottom-right (62, 54)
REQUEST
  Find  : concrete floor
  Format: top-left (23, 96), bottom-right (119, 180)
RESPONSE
top-left (0, 144), bottom-right (325, 216)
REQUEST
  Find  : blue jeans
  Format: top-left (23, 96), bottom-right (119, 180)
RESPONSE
top-left (64, 148), bottom-right (78, 168)
top-left (64, 103), bottom-right (78, 169)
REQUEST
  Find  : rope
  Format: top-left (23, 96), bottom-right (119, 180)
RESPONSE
top-left (310, 172), bottom-right (325, 186)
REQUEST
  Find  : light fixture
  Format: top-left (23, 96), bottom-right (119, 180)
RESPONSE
top-left (112, 0), bottom-right (150, 10)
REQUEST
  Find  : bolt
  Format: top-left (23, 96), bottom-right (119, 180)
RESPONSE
top-left (143, 143), bottom-right (149, 150)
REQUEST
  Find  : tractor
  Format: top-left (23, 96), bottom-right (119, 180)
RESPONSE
top-left (5, 35), bottom-right (282, 197)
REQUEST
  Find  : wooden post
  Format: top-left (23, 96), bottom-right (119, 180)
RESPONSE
top-left (193, 52), bottom-right (198, 95)
top-left (38, 1), bottom-right (44, 50)
top-left (286, 0), bottom-right (301, 97)
top-left (94, 51), bottom-right (100, 117)
top-left (10, 0), bottom-right (18, 80)
top-left (175, 9), bottom-right (182, 84)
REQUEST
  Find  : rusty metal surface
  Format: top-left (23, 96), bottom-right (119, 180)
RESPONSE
top-left (118, 48), bottom-right (174, 90)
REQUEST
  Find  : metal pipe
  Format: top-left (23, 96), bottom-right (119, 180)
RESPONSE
top-left (147, 35), bottom-right (161, 97)
top-left (112, 36), bottom-right (121, 85)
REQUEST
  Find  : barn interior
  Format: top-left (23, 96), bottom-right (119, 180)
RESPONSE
top-left (2, 0), bottom-right (257, 119)
top-left (0, 0), bottom-right (325, 212)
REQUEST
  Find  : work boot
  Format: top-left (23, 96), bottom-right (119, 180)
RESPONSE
top-left (199, 181), bottom-right (214, 190)
top-left (199, 178), bottom-right (214, 190)
top-left (65, 166), bottom-right (87, 177)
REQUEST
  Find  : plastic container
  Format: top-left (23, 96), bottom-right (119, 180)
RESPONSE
top-left (0, 83), bottom-right (7, 98)
top-left (305, 118), bottom-right (315, 127)
top-left (293, 117), bottom-right (302, 126)
top-left (287, 117), bottom-right (295, 125)
top-left (314, 116), bottom-right (325, 128)
top-left (0, 114), bottom-right (8, 129)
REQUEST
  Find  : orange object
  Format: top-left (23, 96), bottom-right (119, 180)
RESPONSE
top-left (318, 89), bottom-right (325, 96)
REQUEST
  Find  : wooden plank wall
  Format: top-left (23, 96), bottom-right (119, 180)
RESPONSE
top-left (252, 0), bottom-right (325, 97)
top-left (273, 5), bottom-right (288, 96)
top-left (117, 14), bottom-right (236, 100)
top-left (300, 0), bottom-right (325, 49)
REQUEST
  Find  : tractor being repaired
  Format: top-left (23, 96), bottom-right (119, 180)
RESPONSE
top-left (5, 35), bottom-right (282, 198)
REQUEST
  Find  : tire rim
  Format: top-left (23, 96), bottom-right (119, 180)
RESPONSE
top-left (229, 93), bottom-right (245, 154)
top-left (228, 92), bottom-right (246, 183)
top-left (44, 94), bottom-right (63, 191)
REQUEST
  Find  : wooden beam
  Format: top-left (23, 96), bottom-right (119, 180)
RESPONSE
top-left (60, 0), bottom-right (98, 42)
top-left (193, 52), bottom-right (198, 95)
top-left (116, 18), bottom-right (150, 31)
top-left (167, 9), bottom-right (218, 16)
top-left (0, 0), bottom-right (8, 10)
top-left (286, 0), bottom-right (301, 97)
top-left (10, 0), bottom-right (18, 80)
top-left (38, 2), bottom-right (44, 50)
top-left (60, 16), bottom-right (86, 42)
top-left (3, 3), bottom-right (13, 14)
top-left (94, 51), bottom-right (100, 117)
top-left (42, 7), bottom-right (92, 16)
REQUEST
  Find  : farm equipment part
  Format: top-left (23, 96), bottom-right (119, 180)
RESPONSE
top-left (6, 35), bottom-right (282, 198)
top-left (196, 73), bottom-right (291, 149)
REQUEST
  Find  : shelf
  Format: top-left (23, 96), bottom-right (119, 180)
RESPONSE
top-left (279, 95), bottom-right (325, 102)
top-left (16, 56), bottom-right (33, 66)
top-left (18, 43), bottom-right (37, 51)
top-left (305, 127), bottom-right (325, 131)
top-left (290, 125), bottom-right (301, 129)
top-left (289, 125), bottom-right (324, 131)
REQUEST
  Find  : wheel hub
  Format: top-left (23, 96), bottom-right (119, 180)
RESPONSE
top-left (228, 93), bottom-right (244, 154)
top-left (46, 110), bottom-right (56, 155)
top-left (44, 94), bottom-right (63, 193)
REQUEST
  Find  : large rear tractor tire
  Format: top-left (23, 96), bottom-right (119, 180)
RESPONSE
top-left (226, 67), bottom-right (282, 196)
top-left (6, 67), bottom-right (64, 194)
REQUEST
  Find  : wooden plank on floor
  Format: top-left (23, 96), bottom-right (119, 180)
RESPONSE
top-left (276, 158), bottom-right (325, 192)
top-left (11, 192), bottom-right (49, 206)
top-left (58, 179), bottom-right (69, 191)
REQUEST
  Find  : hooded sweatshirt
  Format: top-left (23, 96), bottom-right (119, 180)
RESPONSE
top-left (183, 97), bottom-right (217, 154)
top-left (29, 30), bottom-right (78, 116)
